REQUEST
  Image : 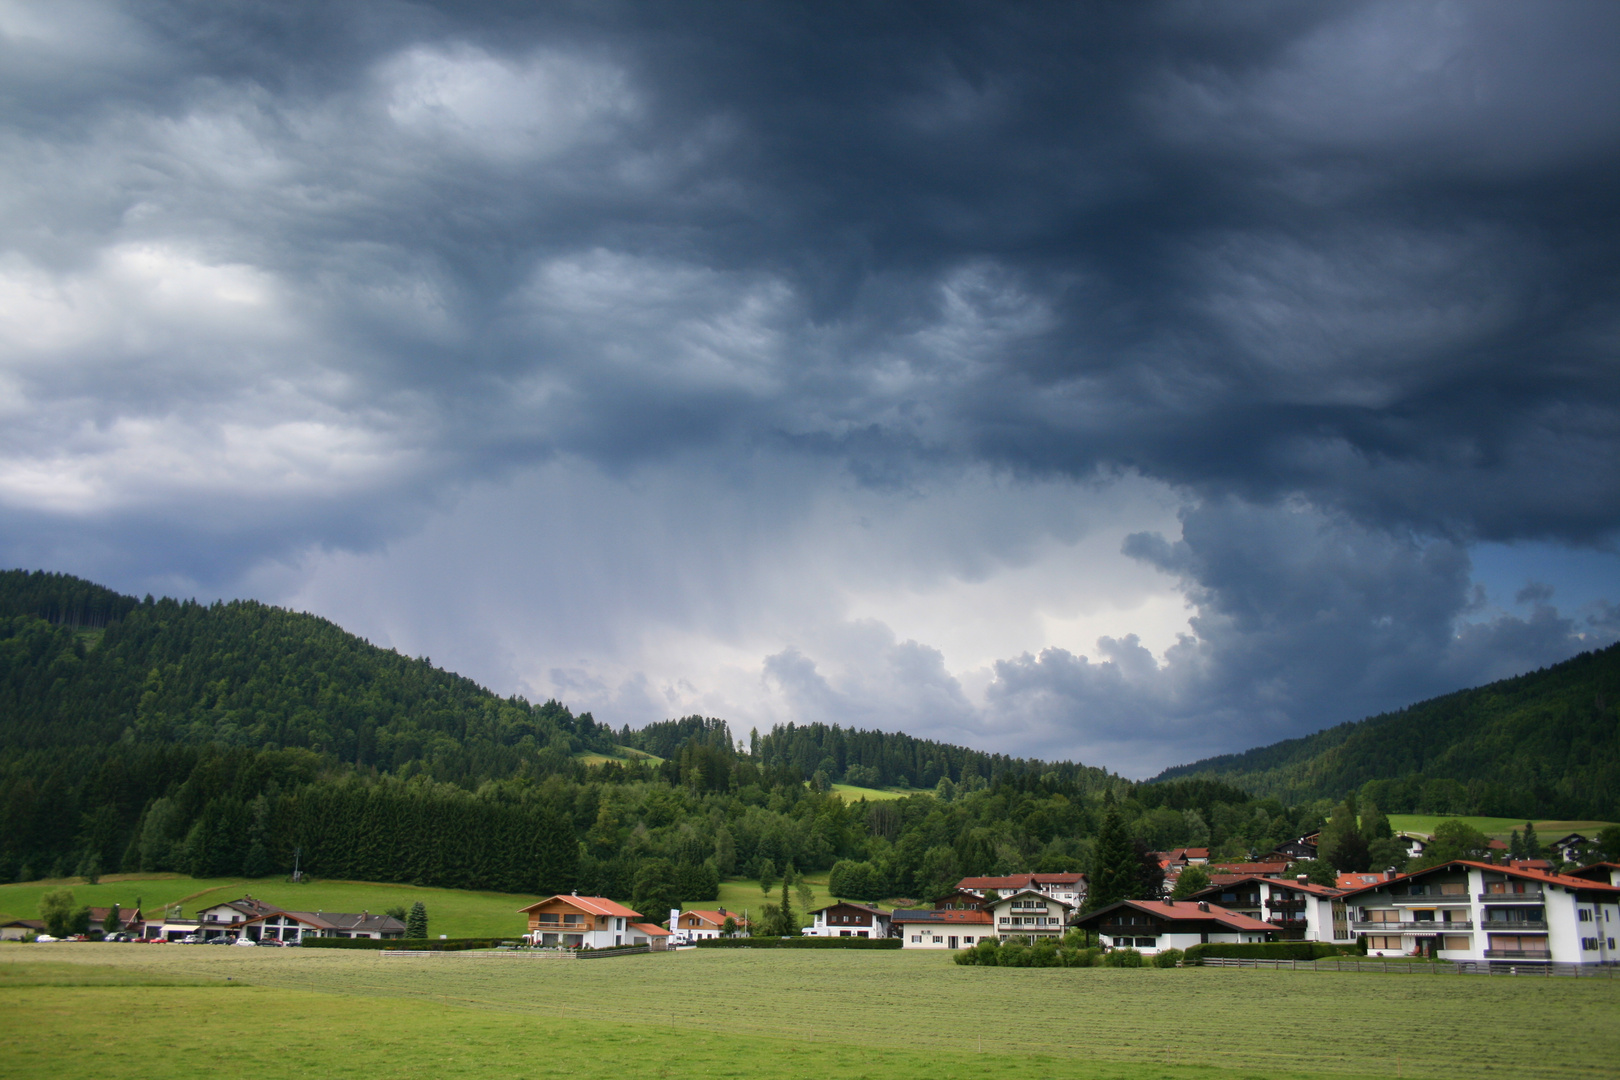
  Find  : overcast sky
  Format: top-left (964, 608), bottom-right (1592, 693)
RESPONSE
top-left (3, 1), bottom-right (1618, 777)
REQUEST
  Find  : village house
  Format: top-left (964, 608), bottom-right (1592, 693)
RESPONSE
top-left (892, 906), bottom-right (994, 949)
top-left (986, 888), bottom-right (1073, 941)
top-left (519, 894), bottom-right (643, 948)
top-left (1568, 863), bottom-right (1620, 888)
top-left (671, 908), bottom-right (746, 940)
top-left (628, 922), bottom-right (671, 950)
top-left (956, 872), bottom-right (1086, 909)
top-left (1336, 871), bottom-right (1393, 891)
top-left (1339, 861), bottom-right (1620, 964)
top-left (1187, 875), bottom-right (1353, 943)
top-left (805, 902), bottom-right (891, 938)
top-left (1205, 861), bottom-right (1290, 881)
top-left (1073, 899), bottom-right (1275, 955)
top-left (1549, 833), bottom-right (1594, 865)
top-left (139, 899), bottom-right (404, 942)
top-left (0, 919), bottom-right (45, 940)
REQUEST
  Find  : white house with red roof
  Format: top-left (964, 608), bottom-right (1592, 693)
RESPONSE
top-left (892, 906), bottom-right (995, 949)
top-left (1188, 875), bottom-right (1353, 944)
top-left (519, 894), bottom-right (644, 948)
top-left (956, 872), bottom-right (1086, 909)
top-left (986, 888), bottom-right (1074, 942)
top-left (1073, 899), bottom-right (1275, 955)
top-left (672, 908), bottom-right (747, 940)
top-left (1338, 861), bottom-right (1620, 964)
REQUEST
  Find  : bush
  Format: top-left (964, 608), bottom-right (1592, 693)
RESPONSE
top-left (301, 937), bottom-right (519, 951)
top-left (1182, 941), bottom-right (1359, 965)
top-left (1152, 948), bottom-right (1184, 968)
top-left (1102, 948), bottom-right (1143, 968)
top-left (694, 936), bottom-right (901, 949)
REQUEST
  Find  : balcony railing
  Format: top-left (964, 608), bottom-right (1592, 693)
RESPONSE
top-left (1267, 917), bottom-right (1308, 928)
top-left (1479, 890), bottom-right (1544, 903)
top-left (1483, 949), bottom-right (1551, 960)
top-left (1483, 919), bottom-right (1548, 931)
top-left (1351, 920), bottom-right (1474, 931)
top-left (1389, 892), bottom-right (1470, 903)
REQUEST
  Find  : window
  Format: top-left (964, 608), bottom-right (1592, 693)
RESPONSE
top-left (911, 935), bottom-right (921, 943)
top-left (1579, 910), bottom-right (1594, 922)
top-left (931, 936), bottom-right (943, 943)
top-left (1581, 937), bottom-right (1598, 950)
top-left (963, 936), bottom-right (974, 945)
top-left (1367, 935), bottom-right (1403, 950)
top-left (1442, 936), bottom-right (1470, 951)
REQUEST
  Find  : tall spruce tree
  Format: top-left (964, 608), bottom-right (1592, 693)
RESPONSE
top-left (1088, 807), bottom-right (1136, 910)
top-left (1522, 822), bottom-right (1541, 860)
top-left (406, 901), bottom-right (427, 939)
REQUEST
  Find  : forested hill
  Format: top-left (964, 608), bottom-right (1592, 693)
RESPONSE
top-left (2, 569), bottom-right (1165, 901)
top-left (1151, 643), bottom-right (1620, 820)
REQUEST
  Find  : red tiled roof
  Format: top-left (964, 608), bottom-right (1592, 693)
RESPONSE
top-left (630, 922), bottom-right (671, 937)
top-left (1335, 872), bottom-right (1390, 889)
top-left (1206, 862), bottom-right (1289, 876)
top-left (892, 909), bottom-right (994, 925)
top-left (957, 873), bottom-right (1085, 890)
top-left (1192, 875), bottom-right (1342, 898)
top-left (1336, 860), bottom-right (1620, 899)
top-left (518, 895), bottom-right (644, 919)
top-left (681, 909), bottom-right (748, 927)
top-left (1078, 900), bottom-right (1274, 933)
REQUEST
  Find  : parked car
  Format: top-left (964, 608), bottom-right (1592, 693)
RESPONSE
top-left (34, 935), bottom-right (58, 942)
top-left (182, 934), bottom-right (201, 944)
top-left (231, 937), bottom-right (257, 946)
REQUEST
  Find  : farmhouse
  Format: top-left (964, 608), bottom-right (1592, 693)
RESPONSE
top-left (957, 872), bottom-right (1086, 908)
top-left (672, 908), bottom-right (746, 939)
top-left (1549, 833), bottom-right (1593, 864)
top-left (1073, 899), bottom-right (1275, 955)
top-left (892, 907), bottom-right (994, 949)
top-left (986, 888), bottom-right (1074, 941)
top-left (806, 902), bottom-right (891, 938)
top-left (1339, 861), bottom-right (1620, 964)
top-left (519, 894), bottom-right (643, 948)
top-left (1187, 875), bottom-right (1352, 943)
top-left (0, 919), bottom-right (45, 940)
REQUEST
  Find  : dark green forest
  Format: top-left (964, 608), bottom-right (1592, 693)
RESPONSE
top-left (0, 570), bottom-right (1334, 909)
top-left (1151, 643), bottom-right (1620, 820)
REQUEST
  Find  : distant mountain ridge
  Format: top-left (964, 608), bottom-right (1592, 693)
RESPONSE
top-left (1150, 643), bottom-right (1620, 820)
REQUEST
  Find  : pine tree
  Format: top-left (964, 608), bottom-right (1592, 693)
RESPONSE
top-left (1087, 807), bottom-right (1136, 911)
top-left (1522, 822), bottom-right (1541, 860)
top-left (779, 872), bottom-right (796, 935)
top-left (406, 901), bottom-right (428, 939)
top-left (1509, 829), bottom-right (1524, 860)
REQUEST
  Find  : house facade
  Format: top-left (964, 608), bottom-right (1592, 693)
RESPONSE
top-left (1073, 899), bottom-right (1275, 955)
top-left (805, 902), bottom-right (891, 938)
top-left (986, 888), bottom-right (1073, 941)
top-left (519, 894), bottom-right (643, 948)
top-left (1188, 876), bottom-right (1352, 943)
top-left (672, 908), bottom-right (746, 940)
top-left (1339, 861), bottom-right (1620, 964)
top-left (629, 922), bottom-right (671, 950)
top-left (892, 907), bottom-right (994, 948)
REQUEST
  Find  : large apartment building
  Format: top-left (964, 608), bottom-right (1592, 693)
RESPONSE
top-left (1339, 861), bottom-right (1620, 964)
top-left (1187, 875), bottom-right (1354, 944)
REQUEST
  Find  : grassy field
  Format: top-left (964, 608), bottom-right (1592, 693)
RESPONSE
top-left (1, 946), bottom-right (1616, 1079)
top-left (1386, 815), bottom-right (1616, 840)
top-left (828, 782), bottom-right (912, 801)
top-left (575, 744), bottom-right (665, 766)
top-left (0, 875), bottom-right (539, 938)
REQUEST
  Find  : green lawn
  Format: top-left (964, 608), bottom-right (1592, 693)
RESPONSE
top-left (1386, 814), bottom-right (1616, 840)
top-left (0, 875), bottom-right (539, 938)
top-left (575, 745), bottom-right (665, 766)
top-left (2, 946), bottom-right (1616, 1079)
top-left (828, 782), bottom-right (912, 801)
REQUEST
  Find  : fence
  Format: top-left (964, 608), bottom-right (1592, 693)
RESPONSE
top-left (1199, 957), bottom-right (1618, 978)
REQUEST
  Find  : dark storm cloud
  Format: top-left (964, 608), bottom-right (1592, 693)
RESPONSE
top-left (2, 1), bottom-right (1616, 767)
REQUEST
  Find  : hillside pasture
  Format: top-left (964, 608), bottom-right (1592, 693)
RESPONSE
top-left (0, 875), bottom-right (538, 939)
top-left (828, 782), bottom-right (912, 801)
top-left (1386, 814), bottom-right (1616, 840)
top-left (1, 945), bottom-right (1616, 1079)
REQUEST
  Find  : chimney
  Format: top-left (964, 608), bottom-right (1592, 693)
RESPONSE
top-left (1164, 898), bottom-right (1173, 906)
top-left (1297, 874), bottom-right (1309, 886)
top-left (1197, 901), bottom-right (1209, 912)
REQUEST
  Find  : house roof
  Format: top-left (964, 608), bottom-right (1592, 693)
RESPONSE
top-left (811, 902), bottom-right (888, 917)
top-left (1335, 872), bottom-right (1391, 890)
top-left (1075, 900), bottom-right (1275, 933)
top-left (991, 887), bottom-right (1076, 909)
top-left (86, 906), bottom-right (143, 927)
top-left (681, 909), bottom-right (747, 927)
top-left (957, 873), bottom-right (1085, 891)
top-left (247, 910), bottom-right (406, 932)
top-left (518, 895), bottom-right (643, 919)
top-left (1336, 860), bottom-right (1620, 900)
top-left (200, 896), bottom-right (279, 918)
top-left (1568, 862), bottom-right (1620, 882)
top-left (1191, 875), bottom-right (1342, 898)
top-left (1164, 848), bottom-right (1210, 861)
top-left (630, 922), bottom-right (671, 937)
top-left (1205, 862), bottom-right (1290, 876)
top-left (0, 919), bottom-right (46, 929)
top-left (890, 909), bottom-right (994, 925)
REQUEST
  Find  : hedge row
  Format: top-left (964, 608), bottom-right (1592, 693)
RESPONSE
top-left (1183, 942), bottom-right (1361, 963)
top-left (694, 936), bottom-right (902, 949)
top-left (301, 937), bottom-right (518, 951)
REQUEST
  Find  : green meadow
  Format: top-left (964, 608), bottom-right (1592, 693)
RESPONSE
top-left (0, 875), bottom-right (539, 939)
top-left (1, 946), bottom-right (1616, 1079)
top-left (1385, 815), bottom-right (1616, 840)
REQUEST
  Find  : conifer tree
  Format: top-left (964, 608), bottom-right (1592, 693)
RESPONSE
top-left (1087, 807), bottom-right (1136, 911)
top-left (1522, 822), bottom-right (1541, 860)
top-left (406, 901), bottom-right (428, 939)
